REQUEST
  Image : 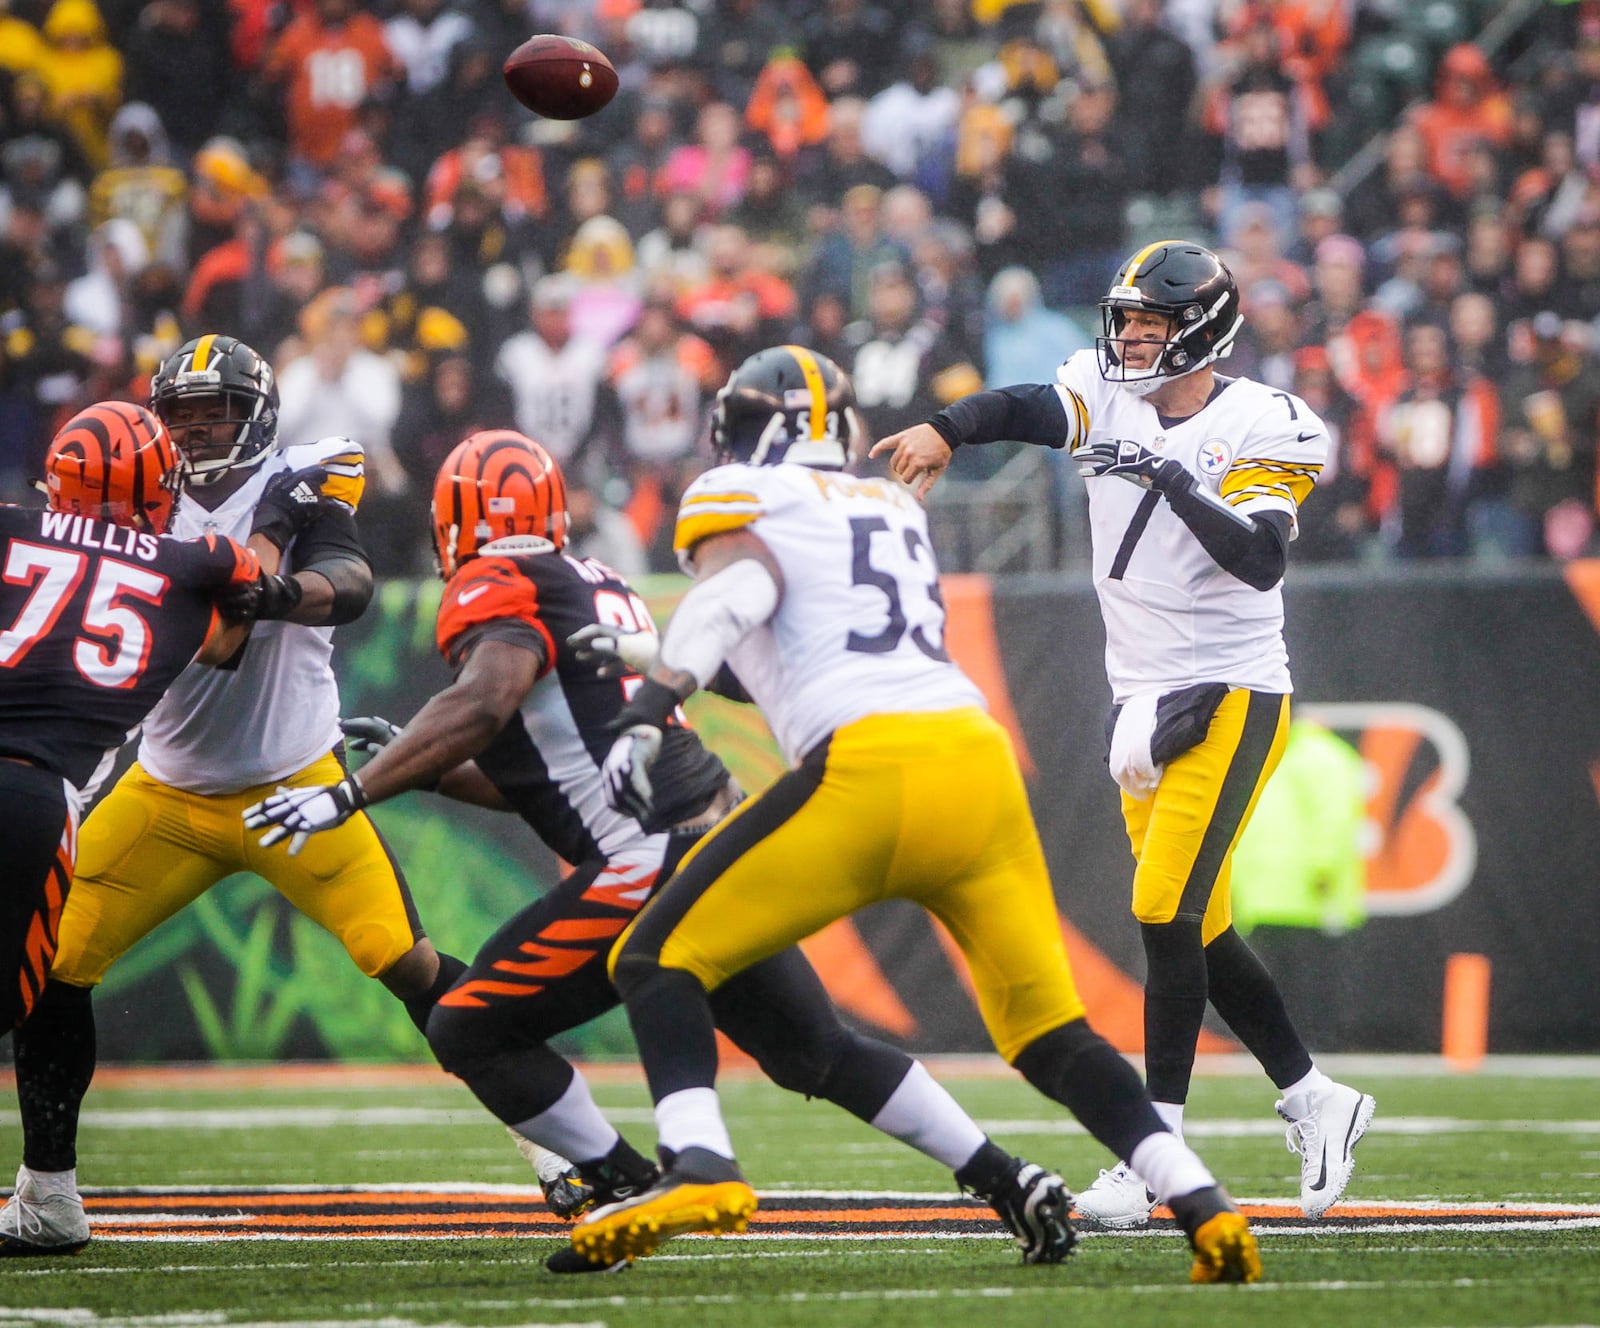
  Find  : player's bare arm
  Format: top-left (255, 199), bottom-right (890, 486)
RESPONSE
top-left (352, 638), bottom-right (543, 805)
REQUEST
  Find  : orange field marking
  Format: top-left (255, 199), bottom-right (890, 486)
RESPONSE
top-left (64, 1188), bottom-right (1600, 1243)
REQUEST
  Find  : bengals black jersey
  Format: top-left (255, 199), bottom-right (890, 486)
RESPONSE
top-left (0, 505), bottom-right (257, 793)
top-left (436, 551), bottom-right (729, 862)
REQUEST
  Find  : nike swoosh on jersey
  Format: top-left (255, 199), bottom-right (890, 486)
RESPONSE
top-left (459, 585), bottom-right (491, 605)
top-left (1296, 431), bottom-right (1319, 442)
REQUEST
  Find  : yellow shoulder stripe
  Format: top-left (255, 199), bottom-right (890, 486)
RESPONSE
top-left (320, 471), bottom-right (366, 510)
top-left (1220, 464), bottom-right (1317, 509)
top-left (674, 508), bottom-right (760, 552)
top-left (682, 489), bottom-right (760, 507)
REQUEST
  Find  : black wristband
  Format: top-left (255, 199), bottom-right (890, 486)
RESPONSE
top-left (613, 677), bottom-right (681, 731)
top-left (255, 573), bottom-right (305, 621)
top-left (346, 770), bottom-right (370, 809)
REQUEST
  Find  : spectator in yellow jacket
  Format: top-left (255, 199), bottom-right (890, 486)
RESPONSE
top-left (35, 0), bottom-right (122, 171)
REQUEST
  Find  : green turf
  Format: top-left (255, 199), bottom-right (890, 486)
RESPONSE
top-left (4, 1066), bottom-right (1600, 1327)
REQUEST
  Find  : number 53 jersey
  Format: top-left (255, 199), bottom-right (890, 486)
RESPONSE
top-left (674, 463), bottom-right (983, 765)
top-left (1054, 350), bottom-right (1328, 702)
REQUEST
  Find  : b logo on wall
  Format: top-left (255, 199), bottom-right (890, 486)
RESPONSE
top-left (1298, 702), bottom-right (1476, 916)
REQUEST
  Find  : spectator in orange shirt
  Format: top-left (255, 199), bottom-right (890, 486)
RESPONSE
top-left (1409, 44), bottom-right (1514, 202)
top-left (263, 0), bottom-right (398, 182)
top-left (676, 221), bottom-right (796, 367)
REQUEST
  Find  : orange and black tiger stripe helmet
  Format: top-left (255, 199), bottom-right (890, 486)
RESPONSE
top-left (432, 430), bottom-right (569, 578)
top-left (45, 400), bottom-right (182, 534)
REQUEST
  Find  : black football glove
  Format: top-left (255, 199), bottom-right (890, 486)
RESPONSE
top-left (341, 715), bottom-right (401, 754)
top-left (251, 465), bottom-right (329, 551)
top-left (1073, 439), bottom-right (1189, 491)
top-left (216, 571), bottom-right (305, 623)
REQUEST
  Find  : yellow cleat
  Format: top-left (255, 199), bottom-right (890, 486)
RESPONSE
top-left (1188, 1210), bottom-right (1262, 1284)
top-left (570, 1167), bottom-right (758, 1266)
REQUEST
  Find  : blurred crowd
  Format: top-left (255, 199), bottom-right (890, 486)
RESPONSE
top-left (0, 0), bottom-right (1595, 572)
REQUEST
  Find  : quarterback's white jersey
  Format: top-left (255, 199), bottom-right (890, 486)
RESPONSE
top-left (674, 463), bottom-right (984, 765)
top-left (137, 437), bottom-right (365, 795)
top-left (1053, 350), bottom-right (1326, 702)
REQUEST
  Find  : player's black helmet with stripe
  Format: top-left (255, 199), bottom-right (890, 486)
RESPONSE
top-left (711, 345), bottom-right (862, 469)
top-left (150, 334), bottom-right (279, 486)
top-left (1097, 241), bottom-right (1242, 396)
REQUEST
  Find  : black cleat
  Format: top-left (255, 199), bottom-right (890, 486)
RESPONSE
top-left (957, 1142), bottom-right (1076, 1264)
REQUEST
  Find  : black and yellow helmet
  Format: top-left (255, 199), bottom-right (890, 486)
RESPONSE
top-left (149, 333), bottom-right (279, 485)
top-left (710, 345), bottom-right (862, 469)
top-left (1097, 241), bottom-right (1242, 396)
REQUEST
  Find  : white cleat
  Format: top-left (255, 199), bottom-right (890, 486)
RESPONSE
top-left (1072, 1160), bottom-right (1157, 1229)
top-left (0, 1167), bottom-right (90, 1256)
top-left (1277, 1082), bottom-right (1377, 1218)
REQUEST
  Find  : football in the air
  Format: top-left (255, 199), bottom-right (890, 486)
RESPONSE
top-left (503, 35), bottom-right (619, 120)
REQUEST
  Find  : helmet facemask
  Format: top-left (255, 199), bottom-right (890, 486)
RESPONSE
top-left (151, 337), bottom-right (279, 487)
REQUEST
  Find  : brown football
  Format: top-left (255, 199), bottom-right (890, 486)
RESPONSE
top-left (503, 35), bottom-right (619, 120)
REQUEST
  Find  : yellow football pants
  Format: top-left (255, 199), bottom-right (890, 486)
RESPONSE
top-left (1121, 689), bottom-right (1290, 943)
top-left (614, 707), bottom-right (1086, 1063)
top-left (52, 752), bottom-right (421, 987)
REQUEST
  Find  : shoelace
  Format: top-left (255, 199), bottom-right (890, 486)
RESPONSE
top-left (3, 1195), bottom-right (46, 1240)
top-left (1283, 1114), bottom-right (1321, 1158)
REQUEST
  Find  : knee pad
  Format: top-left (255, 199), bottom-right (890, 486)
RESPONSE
top-left (345, 921), bottom-right (414, 980)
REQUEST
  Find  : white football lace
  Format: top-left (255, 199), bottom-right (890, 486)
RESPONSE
top-left (3, 1195), bottom-right (45, 1239)
top-left (1284, 1115), bottom-right (1320, 1157)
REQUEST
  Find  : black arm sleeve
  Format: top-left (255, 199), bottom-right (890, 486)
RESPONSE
top-left (928, 383), bottom-right (1072, 450)
top-left (289, 503), bottom-right (373, 625)
top-left (1156, 466), bottom-right (1292, 590)
top-left (706, 663), bottom-right (752, 704)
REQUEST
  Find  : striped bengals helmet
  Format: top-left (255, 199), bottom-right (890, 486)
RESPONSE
top-left (45, 401), bottom-right (182, 534)
top-left (431, 430), bottom-right (569, 578)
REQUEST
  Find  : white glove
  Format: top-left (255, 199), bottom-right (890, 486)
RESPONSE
top-left (568, 622), bottom-right (659, 678)
top-left (600, 724), bottom-right (663, 820)
top-left (243, 777), bottom-right (367, 855)
top-left (1108, 693), bottom-right (1164, 800)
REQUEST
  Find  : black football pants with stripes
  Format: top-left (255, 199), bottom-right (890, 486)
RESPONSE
top-left (0, 761), bottom-right (75, 1032)
top-left (425, 830), bottom-right (910, 1136)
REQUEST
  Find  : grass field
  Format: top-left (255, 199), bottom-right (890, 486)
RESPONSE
top-left (2, 1057), bottom-right (1599, 1328)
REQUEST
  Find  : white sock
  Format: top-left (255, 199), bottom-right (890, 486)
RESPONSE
top-left (1152, 1100), bottom-right (1185, 1139)
top-left (1280, 1066), bottom-right (1334, 1102)
top-left (20, 1166), bottom-right (78, 1199)
top-left (868, 1061), bottom-right (987, 1171)
top-left (1130, 1131), bottom-right (1216, 1203)
top-left (526, 1141), bottom-right (577, 1185)
top-left (655, 1087), bottom-right (735, 1160)
top-left (510, 1072), bottom-right (620, 1165)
